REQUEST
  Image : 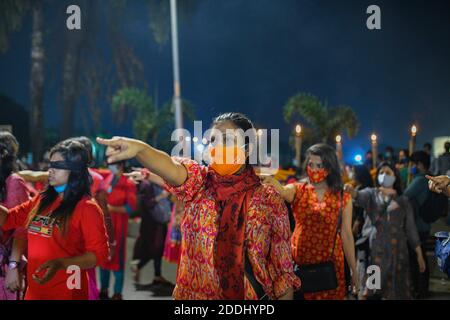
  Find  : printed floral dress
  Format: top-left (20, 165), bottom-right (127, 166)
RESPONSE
top-left (291, 182), bottom-right (351, 300)
top-left (164, 158), bottom-right (301, 300)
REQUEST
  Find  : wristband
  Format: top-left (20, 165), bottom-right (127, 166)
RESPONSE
top-left (8, 261), bottom-right (19, 271)
top-left (141, 168), bottom-right (151, 179)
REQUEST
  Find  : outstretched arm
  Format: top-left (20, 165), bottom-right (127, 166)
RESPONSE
top-left (17, 170), bottom-right (49, 183)
top-left (426, 175), bottom-right (450, 197)
top-left (261, 176), bottom-right (296, 203)
top-left (97, 137), bottom-right (187, 187)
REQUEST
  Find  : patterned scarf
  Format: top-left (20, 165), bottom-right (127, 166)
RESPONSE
top-left (206, 165), bottom-right (261, 299)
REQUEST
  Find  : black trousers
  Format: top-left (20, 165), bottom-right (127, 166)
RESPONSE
top-left (138, 256), bottom-right (162, 277)
top-left (409, 232), bottom-right (430, 299)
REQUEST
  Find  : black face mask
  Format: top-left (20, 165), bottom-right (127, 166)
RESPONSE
top-left (49, 161), bottom-right (86, 172)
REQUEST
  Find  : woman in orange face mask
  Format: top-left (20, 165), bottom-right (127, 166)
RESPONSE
top-left (262, 144), bottom-right (357, 300)
top-left (96, 112), bottom-right (300, 300)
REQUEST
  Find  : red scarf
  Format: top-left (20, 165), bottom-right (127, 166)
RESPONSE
top-left (206, 165), bottom-right (261, 299)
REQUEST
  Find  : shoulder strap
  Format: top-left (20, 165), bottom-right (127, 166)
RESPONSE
top-left (245, 252), bottom-right (268, 300)
top-left (329, 189), bottom-right (344, 259)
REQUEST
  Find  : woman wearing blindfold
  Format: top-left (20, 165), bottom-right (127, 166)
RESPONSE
top-left (96, 112), bottom-right (300, 300)
top-left (0, 141), bottom-right (110, 300)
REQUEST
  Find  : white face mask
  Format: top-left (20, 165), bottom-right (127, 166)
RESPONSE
top-left (378, 173), bottom-right (396, 188)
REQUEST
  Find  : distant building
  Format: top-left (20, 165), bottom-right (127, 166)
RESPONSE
top-left (433, 136), bottom-right (450, 158)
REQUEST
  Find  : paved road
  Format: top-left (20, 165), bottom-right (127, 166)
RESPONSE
top-left (96, 220), bottom-right (177, 300)
top-left (98, 217), bottom-right (450, 300)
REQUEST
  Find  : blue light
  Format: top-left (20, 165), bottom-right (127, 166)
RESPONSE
top-left (354, 154), bottom-right (362, 163)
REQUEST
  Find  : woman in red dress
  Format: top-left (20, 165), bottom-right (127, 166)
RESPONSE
top-left (0, 140), bottom-right (110, 300)
top-left (15, 136), bottom-right (115, 300)
top-left (263, 143), bottom-right (358, 300)
top-left (69, 137), bottom-right (114, 300)
top-left (163, 198), bottom-right (183, 264)
top-left (98, 161), bottom-right (136, 300)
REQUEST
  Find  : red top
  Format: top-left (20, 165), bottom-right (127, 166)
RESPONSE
top-left (1, 174), bottom-right (30, 209)
top-left (96, 170), bottom-right (137, 271)
top-left (2, 195), bottom-right (110, 300)
top-left (88, 168), bottom-right (107, 196)
top-left (105, 175), bottom-right (137, 210)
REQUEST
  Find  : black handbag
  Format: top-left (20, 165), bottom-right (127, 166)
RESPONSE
top-left (294, 189), bottom-right (344, 294)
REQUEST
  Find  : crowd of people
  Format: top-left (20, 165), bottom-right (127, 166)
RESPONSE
top-left (0, 112), bottom-right (449, 300)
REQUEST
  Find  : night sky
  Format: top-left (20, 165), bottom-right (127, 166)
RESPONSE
top-left (1, 0), bottom-right (450, 163)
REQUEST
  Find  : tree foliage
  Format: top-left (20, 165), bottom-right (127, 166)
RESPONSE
top-left (283, 92), bottom-right (359, 145)
top-left (0, 0), bottom-right (29, 53)
top-left (112, 87), bottom-right (195, 151)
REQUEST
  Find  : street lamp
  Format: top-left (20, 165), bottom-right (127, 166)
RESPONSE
top-left (408, 124), bottom-right (418, 185)
top-left (371, 133), bottom-right (378, 169)
top-left (295, 124), bottom-right (302, 169)
top-left (336, 135), bottom-right (343, 163)
top-left (409, 124), bottom-right (417, 154)
top-left (170, 0), bottom-right (183, 131)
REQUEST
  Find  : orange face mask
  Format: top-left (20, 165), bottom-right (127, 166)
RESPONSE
top-left (209, 145), bottom-right (246, 176)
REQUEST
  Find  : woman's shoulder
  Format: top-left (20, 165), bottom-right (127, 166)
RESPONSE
top-left (76, 196), bottom-right (102, 214)
top-left (255, 182), bottom-right (279, 196)
top-left (253, 183), bottom-right (286, 209)
top-left (290, 180), bottom-right (312, 198)
top-left (6, 173), bottom-right (27, 187)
